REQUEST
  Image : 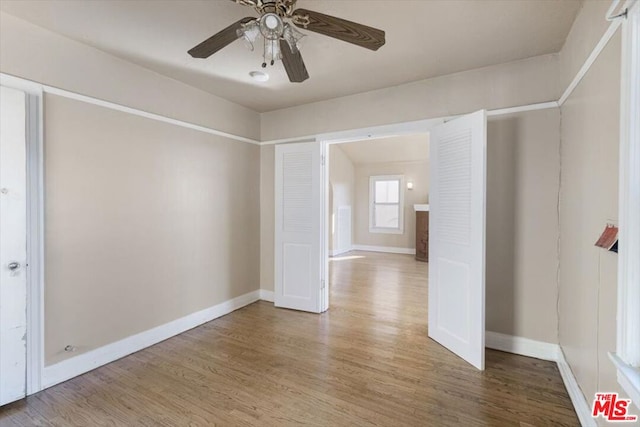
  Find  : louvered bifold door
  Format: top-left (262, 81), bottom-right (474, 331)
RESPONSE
top-left (428, 110), bottom-right (487, 370)
top-left (274, 142), bottom-right (322, 313)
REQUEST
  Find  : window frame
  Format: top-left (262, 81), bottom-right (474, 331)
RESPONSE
top-left (368, 175), bottom-right (405, 235)
top-left (610, 0), bottom-right (640, 410)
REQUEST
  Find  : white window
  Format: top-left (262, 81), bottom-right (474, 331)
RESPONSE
top-left (369, 175), bottom-right (404, 234)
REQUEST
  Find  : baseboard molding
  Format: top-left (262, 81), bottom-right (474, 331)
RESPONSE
top-left (329, 247), bottom-right (353, 257)
top-left (351, 244), bottom-right (416, 255)
top-left (485, 332), bottom-right (594, 426)
top-left (42, 289), bottom-right (262, 390)
top-left (40, 299), bottom-right (594, 426)
top-left (485, 331), bottom-right (559, 361)
top-left (557, 348), bottom-right (597, 427)
top-left (259, 289), bottom-right (274, 303)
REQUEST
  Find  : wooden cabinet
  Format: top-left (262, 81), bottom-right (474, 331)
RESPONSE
top-left (415, 211), bottom-right (429, 262)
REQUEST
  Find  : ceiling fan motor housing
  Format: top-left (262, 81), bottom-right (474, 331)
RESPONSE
top-left (256, 0), bottom-right (295, 17)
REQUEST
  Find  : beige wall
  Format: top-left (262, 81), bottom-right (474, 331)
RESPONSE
top-left (558, 28), bottom-right (624, 412)
top-left (44, 94), bottom-right (260, 365)
top-left (260, 53), bottom-right (560, 141)
top-left (486, 109), bottom-right (560, 343)
top-left (353, 161), bottom-right (429, 250)
top-left (558, 0), bottom-right (613, 94)
top-left (329, 145), bottom-right (355, 252)
top-left (0, 12), bottom-right (260, 140)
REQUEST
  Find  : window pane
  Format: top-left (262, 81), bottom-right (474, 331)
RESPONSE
top-left (375, 204), bottom-right (399, 228)
top-left (375, 180), bottom-right (400, 203)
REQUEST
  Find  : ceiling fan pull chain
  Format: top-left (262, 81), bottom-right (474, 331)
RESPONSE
top-left (261, 37), bottom-right (267, 68)
top-left (271, 39), bottom-right (277, 66)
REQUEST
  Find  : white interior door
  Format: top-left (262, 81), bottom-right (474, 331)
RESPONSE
top-left (428, 109), bottom-right (487, 370)
top-left (275, 141), bottom-right (324, 313)
top-left (0, 86), bottom-right (28, 405)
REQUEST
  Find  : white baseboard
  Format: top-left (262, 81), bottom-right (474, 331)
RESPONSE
top-left (42, 289), bottom-right (261, 390)
top-left (557, 348), bottom-right (597, 427)
top-left (485, 332), bottom-right (594, 426)
top-left (40, 301), bottom-right (593, 426)
top-left (351, 244), bottom-right (416, 255)
top-left (259, 289), bottom-right (274, 303)
top-left (485, 331), bottom-right (559, 361)
top-left (329, 247), bottom-right (353, 257)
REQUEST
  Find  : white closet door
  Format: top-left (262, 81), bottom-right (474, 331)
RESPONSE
top-left (428, 110), bottom-right (487, 370)
top-left (274, 142), bottom-right (323, 313)
top-left (0, 86), bottom-right (28, 405)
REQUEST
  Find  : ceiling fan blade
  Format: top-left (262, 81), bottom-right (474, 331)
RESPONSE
top-left (280, 39), bottom-right (309, 83)
top-left (188, 17), bottom-right (255, 59)
top-left (292, 8), bottom-right (385, 51)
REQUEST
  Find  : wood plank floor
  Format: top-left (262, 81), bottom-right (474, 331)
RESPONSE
top-left (1, 251), bottom-right (578, 426)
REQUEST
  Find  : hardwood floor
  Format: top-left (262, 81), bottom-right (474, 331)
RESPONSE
top-left (1, 251), bottom-right (578, 426)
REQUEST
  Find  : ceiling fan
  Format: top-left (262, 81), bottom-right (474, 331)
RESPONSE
top-left (188, 0), bottom-right (386, 83)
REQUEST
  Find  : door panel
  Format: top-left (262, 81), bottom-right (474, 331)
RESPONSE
top-left (275, 142), bottom-right (323, 312)
top-left (0, 85), bottom-right (28, 405)
top-left (428, 110), bottom-right (487, 370)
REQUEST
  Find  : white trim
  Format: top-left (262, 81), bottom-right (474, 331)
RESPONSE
top-left (610, 353), bottom-right (640, 411)
top-left (614, 0), bottom-right (640, 409)
top-left (317, 119), bottom-right (443, 146)
top-left (42, 289), bottom-right (262, 389)
top-left (485, 331), bottom-right (559, 361)
top-left (484, 333), bottom-right (594, 425)
top-left (261, 135), bottom-right (319, 146)
top-left (558, 19), bottom-right (622, 106)
top-left (1, 76), bottom-right (45, 396)
top-left (351, 244), bottom-right (416, 255)
top-left (608, 0), bottom-right (627, 21)
top-left (557, 349), bottom-right (598, 427)
top-left (259, 289), bottom-right (275, 303)
top-left (486, 101), bottom-right (559, 117)
top-left (617, 0), bottom-right (640, 369)
top-left (320, 142), bottom-right (330, 313)
top-left (0, 75), bottom-right (43, 96)
top-left (25, 92), bottom-right (44, 396)
top-left (262, 102), bottom-right (560, 146)
top-left (329, 247), bottom-right (353, 257)
top-left (0, 73), bottom-right (260, 145)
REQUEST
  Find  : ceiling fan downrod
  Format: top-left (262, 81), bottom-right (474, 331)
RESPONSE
top-left (233, 0), bottom-right (295, 18)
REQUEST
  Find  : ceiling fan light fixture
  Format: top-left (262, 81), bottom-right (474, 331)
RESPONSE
top-left (237, 20), bottom-right (260, 51)
top-left (282, 23), bottom-right (305, 53)
top-left (259, 13), bottom-right (284, 40)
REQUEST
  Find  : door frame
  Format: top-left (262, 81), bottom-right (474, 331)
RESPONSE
top-left (285, 104), bottom-right (556, 311)
top-left (317, 117), bottom-right (444, 311)
top-left (1, 74), bottom-right (45, 395)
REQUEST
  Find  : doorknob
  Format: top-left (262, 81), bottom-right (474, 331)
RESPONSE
top-left (8, 262), bottom-right (20, 271)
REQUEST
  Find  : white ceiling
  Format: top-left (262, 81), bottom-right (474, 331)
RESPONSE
top-left (338, 134), bottom-right (429, 165)
top-left (0, 0), bottom-right (582, 112)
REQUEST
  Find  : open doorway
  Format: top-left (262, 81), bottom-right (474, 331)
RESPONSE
top-left (274, 111), bottom-right (487, 369)
top-left (326, 134), bottom-right (430, 315)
